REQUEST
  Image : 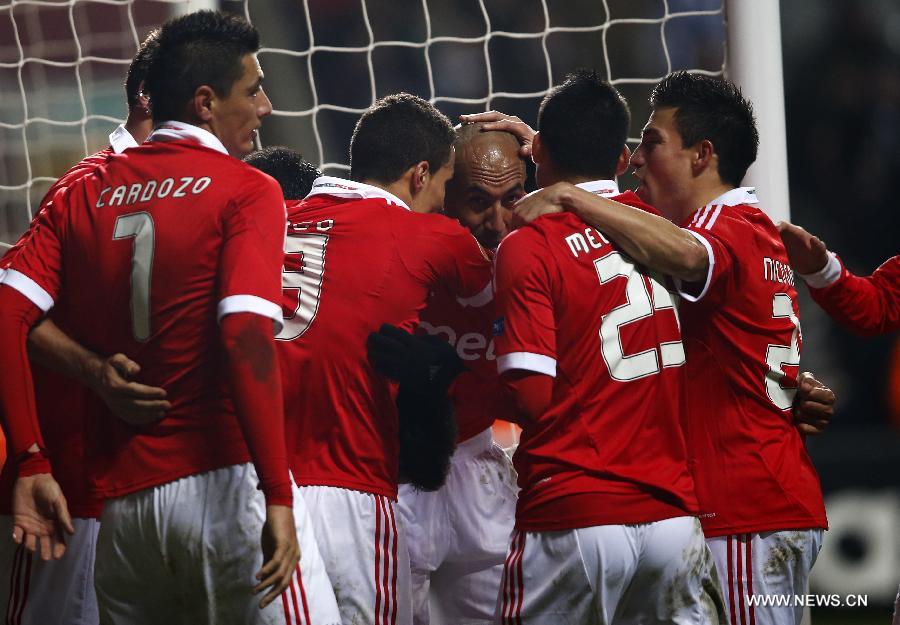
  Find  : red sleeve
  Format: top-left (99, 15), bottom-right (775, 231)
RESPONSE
top-left (217, 170), bottom-right (287, 333)
top-left (403, 214), bottom-right (493, 305)
top-left (500, 370), bottom-right (553, 427)
top-left (492, 227), bottom-right (558, 377)
top-left (0, 286), bottom-right (51, 475)
top-left (810, 255), bottom-right (900, 336)
top-left (221, 313), bottom-right (292, 506)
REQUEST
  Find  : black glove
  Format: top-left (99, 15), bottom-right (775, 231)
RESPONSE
top-left (367, 324), bottom-right (465, 394)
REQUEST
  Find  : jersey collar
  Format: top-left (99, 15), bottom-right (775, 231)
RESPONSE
top-left (108, 124), bottom-right (139, 154)
top-left (706, 186), bottom-right (758, 207)
top-left (147, 120), bottom-right (229, 156)
top-left (306, 176), bottom-right (410, 210)
top-left (575, 179), bottom-right (620, 198)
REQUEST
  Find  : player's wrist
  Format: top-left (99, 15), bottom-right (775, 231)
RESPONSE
top-left (800, 251), bottom-right (841, 289)
top-left (260, 481), bottom-right (293, 508)
top-left (16, 448), bottom-right (52, 477)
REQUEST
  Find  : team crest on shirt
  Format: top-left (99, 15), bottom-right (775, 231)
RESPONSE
top-left (493, 317), bottom-right (505, 336)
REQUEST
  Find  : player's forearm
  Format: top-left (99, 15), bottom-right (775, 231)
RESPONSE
top-left (560, 186), bottom-right (708, 282)
top-left (27, 318), bottom-right (104, 389)
top-left (221, 312), bottom-right (293, 507)
top-left (810, 271), bottom-right (895, 336)
top-left (501, 370), bottom-right (553, 426)
top-left (0, 287), bottom-right (52, 474)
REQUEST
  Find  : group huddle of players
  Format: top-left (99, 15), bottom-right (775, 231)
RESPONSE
top-left (6, 7), bottom-right (896, 625)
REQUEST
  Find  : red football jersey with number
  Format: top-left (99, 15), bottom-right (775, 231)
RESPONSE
top-left (1, 125), bottom-right (286, 500)
top-left (0, 148), bottom-right (113, 517)
top-left (676, 187), bottom-right (827, 537)
top-left (278, 177), bottom-right (493, 499)
top-left (493, 185), bottom-right (698, 532)
top-left (419, 272), bottom-right (515, 443)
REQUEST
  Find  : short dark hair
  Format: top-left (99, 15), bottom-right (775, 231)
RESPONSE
top-left (537, 69), bottom-right (630, 180)
top-left (350, 93), bottom-right (455, 185)
top-left (144, 10), bottom-right (260, 124)
top-left (124, 29), bottom-right (160, 110)
top-left (650, 71), bottom-right (759, 187)
top-left (243, 147), bottom-right (321, 200)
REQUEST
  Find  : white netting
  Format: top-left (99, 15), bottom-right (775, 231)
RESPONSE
top-left (0, 0), bottom-right (726, 247)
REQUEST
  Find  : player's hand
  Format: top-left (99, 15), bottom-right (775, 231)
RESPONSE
top-left (459, 111), bottom-right (536, 158)
top-left (792, 371), bottom-right (835, 436)
top-left (511, 183), bottom-right (570, 229)
top-left (11, 473), bottom-right (75, 561)
top-left (254, 504), bottom-right (300, 609)
top-left (777, 222), bottom-right (829, 275)
top-left (367, 324), bottom-right (465, 393)
top-left (92, 353), bottom-right (171, 426)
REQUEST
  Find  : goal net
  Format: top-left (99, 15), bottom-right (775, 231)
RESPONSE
top-left (0, 0), bottom-right (726, 249)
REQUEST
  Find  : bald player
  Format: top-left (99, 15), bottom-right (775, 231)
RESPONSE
top-left (398, 124), bottom-right (523, 624)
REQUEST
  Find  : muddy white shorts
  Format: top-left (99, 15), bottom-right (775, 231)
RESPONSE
top-left (497, 515), bottom-right (725, 625)
top-left (706, 529), bottom-right (823, 625)
top-left (94, 463), bottom-right (341, 625)
top-left (399, 427), bottom-right (517, 624)
top-left (0, 515), bottom-right (99, 625)
top-left (300, 485), bottom-right (413, 625)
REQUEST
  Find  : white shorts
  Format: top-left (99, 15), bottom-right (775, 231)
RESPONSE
top-left (706, 530), bottom-right (823, 625)
top-left (497, 516), bottom-right (725, 625)
top-left (300, 485), bottom-right (412, 625)
top-left (94, 463), bottom-right (340, 625)
top-left (398, 428), bottom-right (517, 625)
top-left (0, 515), bottom-right (99, 625)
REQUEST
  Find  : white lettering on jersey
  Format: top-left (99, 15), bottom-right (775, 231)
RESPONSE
top-left (565, 227), bottom-right (609, 258)
top-left (96, 177), bottom-right (212, 208)
top-left (418, 320), bottom-right (496, 362)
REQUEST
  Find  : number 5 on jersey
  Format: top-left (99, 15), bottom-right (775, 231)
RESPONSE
top-left (278, 233), bottom-right (328, 341)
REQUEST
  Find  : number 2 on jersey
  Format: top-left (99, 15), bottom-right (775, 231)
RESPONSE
top-left (113, 212), bottom-right (154, 341)
top-left (765, 293), bottom-right (802, 410)
top-left (594, 251), bottom-right (685, 381)
top-left (278, 233), bottom-right (328, 341)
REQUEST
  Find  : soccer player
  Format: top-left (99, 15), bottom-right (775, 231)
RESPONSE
top-left (397, 123), bottom-right (523, 625)
top-left (510, 71), bottom-right (828, 625)
top-left (0, 29), bottom-right (166, 625)
top-left (778, 222), bottom-right (899, 335)
top-left (0, 11), bottom-right (339, 624)
top-left (490, 70), bottom-right (722, 623)
top-left (273, 93), bottom-right (493, 625)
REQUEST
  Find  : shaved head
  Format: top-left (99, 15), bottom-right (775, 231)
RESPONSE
top-left (446, 123), bottom-right (526, 249)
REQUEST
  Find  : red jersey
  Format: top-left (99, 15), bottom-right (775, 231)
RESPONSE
top-left (278, 177), bottom-right (493, 499)
top-left (676, 187), bottom-right (827, 537)
top-left (0, 147), bottom-right (114, 518)
top-left (1, 123), bottom-right (286, 499)
top-left (493, 183), bottom-right (699, 532)
top-left (805, 254), bottom-right (899, 336)
top-left (419, 268), bottom-right (515, 443)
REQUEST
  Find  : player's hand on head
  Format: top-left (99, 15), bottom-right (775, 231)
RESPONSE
top-left (367, 324), bottom-right (464, 393)
top-left (254, 504), bottom-right (300, 609)
top-left (459, 111), bottom-right (536, 158)
top-left (94, 353), bottom-right (171, 426)
top-left (11, 473), bottom-right (74, 561)
top-left (792, 371), bottom-right (835, 436)
top-left (511, 184), bottom-right (568, 229)
top-left (776, 222), bottom-right (830, 275)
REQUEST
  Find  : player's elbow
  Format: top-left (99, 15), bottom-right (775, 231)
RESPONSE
top-left (220, 313), bottom-right (277, 377)
top-left (672, 237), bottom-right (709, 284)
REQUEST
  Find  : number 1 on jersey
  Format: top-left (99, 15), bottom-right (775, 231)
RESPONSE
top-left (113, 212), bottom-right (155, 342)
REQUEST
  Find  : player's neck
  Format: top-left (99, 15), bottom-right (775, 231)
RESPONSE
top-left (124, 110), bottom-right (153, 145)
top-left (676, 181), bottom-right (734, 222)
top-left (361, 178), bottom-right (414, 209)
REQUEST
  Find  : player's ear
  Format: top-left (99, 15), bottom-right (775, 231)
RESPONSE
top-left (136, 80), bottom-right (151, 117)
top-left (531, 131), bottom-right (544, 166)
top-left (410, 161), bottom-right (430, 195)
top-left (692, 139), bottom-right (715, 176)
top-left (191, 85), bottom-right (216, 123)
top-left (615, 145), bottom-right (631, 177)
